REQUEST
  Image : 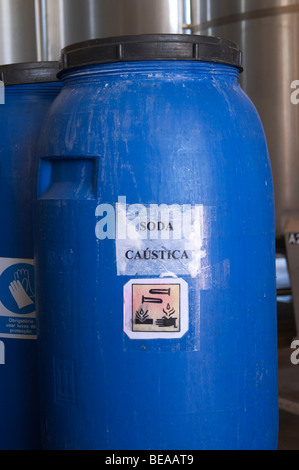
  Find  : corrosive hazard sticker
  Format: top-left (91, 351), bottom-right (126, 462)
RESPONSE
top-left (123, 278), bottom-right (189, 339)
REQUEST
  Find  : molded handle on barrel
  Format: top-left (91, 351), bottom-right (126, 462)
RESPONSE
top-left (37, 157), bottom-right (97, 200)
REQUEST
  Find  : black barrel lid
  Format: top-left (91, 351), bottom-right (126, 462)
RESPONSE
top-left (0, 61), bottom-right (60, 85)
top-left (58, 34), bottom-right (243, 75)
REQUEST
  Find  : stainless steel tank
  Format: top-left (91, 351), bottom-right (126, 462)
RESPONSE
top-left (0, 0), bottom-right (37, 64)
top-left (0, 0), bottom-right (185, 64)
top-left (189, 0), bottom-right (299, 238)
top-left (44, 0), bottom-right (184, 61)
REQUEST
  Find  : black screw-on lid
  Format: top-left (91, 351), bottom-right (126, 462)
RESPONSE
top-left (58, 34), bottom-right (243, 75)
top-left (0, 61), bottom-right (60, 85)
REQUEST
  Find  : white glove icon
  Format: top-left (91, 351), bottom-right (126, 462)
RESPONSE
top-left (14, 268), bottom-right (35, 299)
top-left (9, 280), bottom-right (34, 310)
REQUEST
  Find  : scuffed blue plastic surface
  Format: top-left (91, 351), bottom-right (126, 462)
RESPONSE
top-left (0, 82), bottom-right (62, 450)
top-left (35, 61), bottom-right (278, 450)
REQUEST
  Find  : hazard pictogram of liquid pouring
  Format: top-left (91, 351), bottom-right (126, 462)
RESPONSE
top-left (140, 288), bottom-right (177, 328)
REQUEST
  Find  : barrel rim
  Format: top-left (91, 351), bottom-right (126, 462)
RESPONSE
top-left (0, 61), bottom-right (60, 86)
top-left (58, 34), bottom-right (243, 76)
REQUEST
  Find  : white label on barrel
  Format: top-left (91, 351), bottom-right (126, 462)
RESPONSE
top-left (0, 258), bottom-right (37, 339)
top-left (113, 201), bottom-right (216, 278)
top-left (123, 278), bottom-right (189, 339)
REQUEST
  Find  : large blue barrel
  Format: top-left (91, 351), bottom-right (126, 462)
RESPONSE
top-left (35, 35), bottom-right (278, 450)
top-left (0, 62), bottom-right (62, 450)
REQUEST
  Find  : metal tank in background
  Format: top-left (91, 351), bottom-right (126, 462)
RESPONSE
top-left (0, 0), bottom-right (38, 64)
top-left (41, 0), bottom-right (185, 61)
top-left (0, 0), bottom-right (186, 65)
top-left (188, 0), bottom-right (299, 337)
top-left (188, 0), bottom-right (299, 240)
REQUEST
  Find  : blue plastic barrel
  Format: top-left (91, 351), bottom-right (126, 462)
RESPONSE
top-left (35, 35), bottom-right (278, 450)
top-left (0, 62), bottom-right (62, 450)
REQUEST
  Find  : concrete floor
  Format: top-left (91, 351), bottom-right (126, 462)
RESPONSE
top-left (277, 298), bottom-right (299, 450)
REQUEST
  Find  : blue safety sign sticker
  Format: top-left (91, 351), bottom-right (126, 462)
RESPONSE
top-left (0, 258), bottom-right (37, 339)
